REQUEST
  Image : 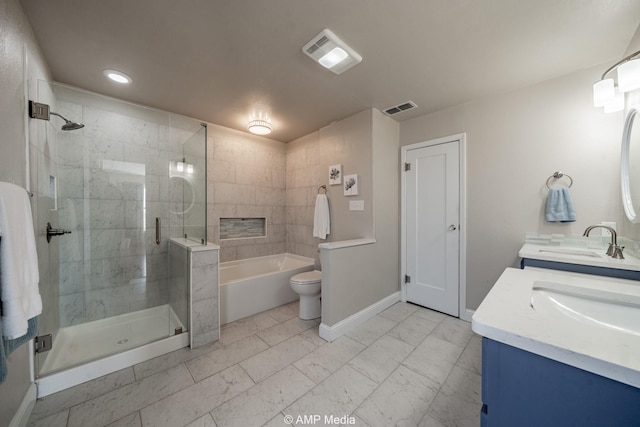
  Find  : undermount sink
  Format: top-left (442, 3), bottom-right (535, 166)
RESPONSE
top-left (537, 248), bottom-right (603, 258)
top-left (531, 280), bottom-right (640, 337)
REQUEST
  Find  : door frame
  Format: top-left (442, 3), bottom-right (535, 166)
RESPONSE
top-left (400, 133), bottom-right (469, 321)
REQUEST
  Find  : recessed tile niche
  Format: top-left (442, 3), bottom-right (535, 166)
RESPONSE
top-left (219, 217), bottom-right (267, 240)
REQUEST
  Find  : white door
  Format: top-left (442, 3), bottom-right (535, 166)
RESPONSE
top-left (405, 140), bottom-right (460, 316)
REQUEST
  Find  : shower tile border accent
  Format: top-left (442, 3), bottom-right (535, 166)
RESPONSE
top-left (219, 217), bottom-right (267, 240)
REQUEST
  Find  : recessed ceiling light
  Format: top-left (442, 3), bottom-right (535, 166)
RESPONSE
top-left (103, 69), bottom-right (132, 84)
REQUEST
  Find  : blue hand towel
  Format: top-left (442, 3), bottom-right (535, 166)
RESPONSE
top-left (0, 316), bottom-right (37, 383)
top-left (545, 187), bottom-right (576, 222)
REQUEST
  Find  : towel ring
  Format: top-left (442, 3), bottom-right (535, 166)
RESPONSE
top-left (545, 171), bottom-right (573, 189)
top-left (317, 185), bottom-right (327, 194)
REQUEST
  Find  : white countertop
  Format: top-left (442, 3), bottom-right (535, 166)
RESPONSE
top-left (472, 267), bottom-right (640, 388)
top-left (519, 243), bottom-right (640, 271)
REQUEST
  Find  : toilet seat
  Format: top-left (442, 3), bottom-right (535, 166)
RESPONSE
top-left (290, 270), bottom-right (321, 285)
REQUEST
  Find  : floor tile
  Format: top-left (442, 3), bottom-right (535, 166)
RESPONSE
top-left (294, 336), bottom-right (365, 383)
top-left (257, 317), bottom-right (320, 346)
top-left (29, 368), bottom-right (136, 421)
top-left (26, 303), bottom-right (481, 427)
top-left (356, 365), bottom-right (440, 427)
top-left (240, 335), bottom-right (317, 383)
top-left (428, 365), bottom-right (482, 427)
top-left (419, 414), bottom-right (447, 427)
top-left (211, 365), bottom-right (315, 427)
top-left (220, 311), bottom-right (280, 345)
top-left (379, 302), bottom-right (420, 323)
top-left (387, 314), bottom-right (440, 347)
top-left (284, 365), bottom-right (378, 424)
top-left (186, 335), bottom-right (269, 382)
top-left (456, 335), bottom-right (482, 376)
top-left (345, 315), bottom-right (397, 346)
top-left (67, 364), bottom-right (194, 427)
top-left (431, 317), bottom-right (474, 348)
top-left (28, 410), bottom-right (69, 427)
top-left (264, 301), bottom-right (299, 322)
top-left (133, 341), bottom-right (221, 380)
top-left (403, 335), bottom-right (465, 386)
top-left (184, 413), bottom-right (217, 427)
top-left (106, 412), bottom-right (142, 427)
top-left (348, 335), bottom-right (414, 384)
top-left (140, 364), bottom-right (253, 427)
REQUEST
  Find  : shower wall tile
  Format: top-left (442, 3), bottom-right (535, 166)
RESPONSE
top-left (190, 247), bottom-right (219, 349)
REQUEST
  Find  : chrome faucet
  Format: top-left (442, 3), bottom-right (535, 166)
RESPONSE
top-left (583, 225), bottom-right (625, 259)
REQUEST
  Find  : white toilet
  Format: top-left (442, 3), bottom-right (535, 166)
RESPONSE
top-left (289, 270), bottom-right (322, 320)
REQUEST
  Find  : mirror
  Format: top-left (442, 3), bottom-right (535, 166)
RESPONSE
top-left (622, 105), bottom-right (640, 222)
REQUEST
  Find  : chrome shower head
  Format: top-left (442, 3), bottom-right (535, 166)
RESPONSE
top-left (50, 112), bottom-right (85, 131)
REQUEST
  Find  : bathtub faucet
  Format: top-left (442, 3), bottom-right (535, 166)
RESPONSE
top-left (582, 225), bottom-right (624, 259)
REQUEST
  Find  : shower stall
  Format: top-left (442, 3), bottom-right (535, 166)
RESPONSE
top-left (29, 81), bottom-right (206, 395)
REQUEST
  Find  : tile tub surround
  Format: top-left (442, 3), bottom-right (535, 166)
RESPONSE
top-left (27, 301), bottom-right (481, 427)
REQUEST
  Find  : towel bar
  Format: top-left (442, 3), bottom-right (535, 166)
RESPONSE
top-left (546, 171), bottom-right (573, 189)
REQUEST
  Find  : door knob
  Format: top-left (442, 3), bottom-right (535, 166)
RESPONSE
top-left (448, 224), bottom-right (457, 231)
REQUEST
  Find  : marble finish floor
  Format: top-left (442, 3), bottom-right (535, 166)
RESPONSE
top-left (27, 301), bottom-right (482, 427)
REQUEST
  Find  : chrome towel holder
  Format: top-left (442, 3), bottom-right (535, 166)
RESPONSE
top-left (317, 185), bottom-right (327, 194)
top-left (546, 171), bottom-right (573, 189)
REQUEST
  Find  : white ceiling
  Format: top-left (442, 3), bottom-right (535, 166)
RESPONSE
top-left (20, 0), bottom-right (640, 142)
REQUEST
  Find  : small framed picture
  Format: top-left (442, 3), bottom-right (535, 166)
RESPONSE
top-left (344, 174), bottom-right (358, 196)
top-left (329, 164), bottom-right (342, 185)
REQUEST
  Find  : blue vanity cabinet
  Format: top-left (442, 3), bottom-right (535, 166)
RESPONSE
top-left (481, 338), bottom-right (640, 427)
top-left (520, 257), bottom-right (640, 281)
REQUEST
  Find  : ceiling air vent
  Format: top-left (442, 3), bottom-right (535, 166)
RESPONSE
top-left (384, 101), bottom-right (417, 116)
top-left (305, 35), bottom-right (329, 55)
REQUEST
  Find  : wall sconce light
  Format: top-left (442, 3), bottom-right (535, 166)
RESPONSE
top-left (175, 161), bottom-right (194, 174)
top-left (593, 49), bottom-right (640, 113)
top-left (302, 29), bottom-right (362, 75)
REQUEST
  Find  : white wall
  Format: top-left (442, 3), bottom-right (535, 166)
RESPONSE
top-left (401, 64), bottom-right (624, 310)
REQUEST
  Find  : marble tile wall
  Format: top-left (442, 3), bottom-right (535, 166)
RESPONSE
top-left (190, 247), bottom-right (219, 348)
top-left (206, 129), bottom-right (286, 262)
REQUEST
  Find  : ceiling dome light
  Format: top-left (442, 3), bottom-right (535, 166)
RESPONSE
top-left (248, 119), bottom-right (272, 135)
top-left (103, 69), bottom-right (133, 84)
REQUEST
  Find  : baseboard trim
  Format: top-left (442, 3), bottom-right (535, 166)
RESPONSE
top-left (9, 383), bottom-right (36, 427)
top-left (462, 308), bottom-right (475, 323)
top-left (319, 292), bottom-right (401, 342)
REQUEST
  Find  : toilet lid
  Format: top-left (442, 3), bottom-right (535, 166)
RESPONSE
top-left (291, 270), bottom-right (321, 284)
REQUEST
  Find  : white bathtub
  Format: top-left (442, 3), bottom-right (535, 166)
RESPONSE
top-left (219, 253), bottom-right (315, 324)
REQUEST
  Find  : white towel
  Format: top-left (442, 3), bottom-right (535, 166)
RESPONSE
top-left (0, 182), bottom-right (41, 339)
top-left (313, 194), bottom-right (330, 240)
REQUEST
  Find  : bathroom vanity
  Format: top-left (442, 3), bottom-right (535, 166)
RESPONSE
top-left (472, 267), bottom-right (640, 427)
top-left (519, 242), bottom-right (640, 280)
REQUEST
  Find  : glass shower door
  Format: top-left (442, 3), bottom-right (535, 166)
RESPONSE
top-left (34, 83), bottom-right (202, 376)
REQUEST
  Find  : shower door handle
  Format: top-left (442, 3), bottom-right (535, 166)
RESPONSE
top-left (155, 217), bottom-right (161, 245)
top-left (46, 222), bottom-right (72, 243)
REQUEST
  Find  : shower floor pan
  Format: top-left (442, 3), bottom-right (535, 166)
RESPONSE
top-left (39, 304), bottom-right (185, 377)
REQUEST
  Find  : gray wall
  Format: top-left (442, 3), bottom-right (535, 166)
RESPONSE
top-left (294, 109), bottom-right (400, 326)
top-left (286, 109), bottom-right (375, 265)
top-left (400, 64), bottom-right (624, 310)
top-left (0, 0), bottom-right (51, 423)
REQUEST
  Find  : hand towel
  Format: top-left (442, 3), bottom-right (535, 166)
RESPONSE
top-left (0, 182), bottom-right (42, 339)
top-left (545, 187), bottom-right (576, 222)
top-left (313, 194), bottom-right (330, 239)
top-left (0, 316), bottom-right (37, 383)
